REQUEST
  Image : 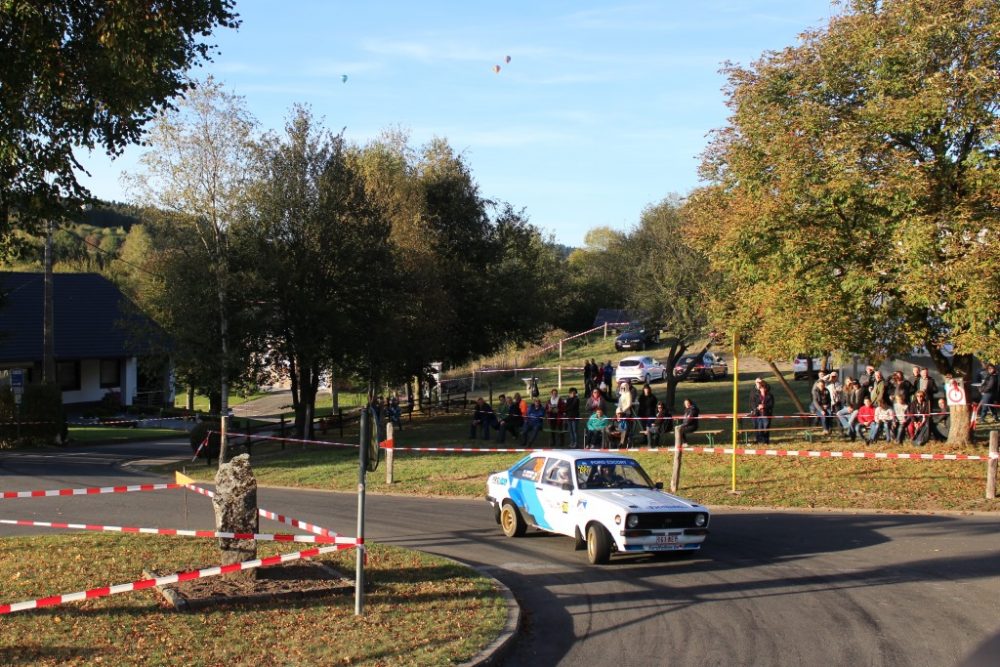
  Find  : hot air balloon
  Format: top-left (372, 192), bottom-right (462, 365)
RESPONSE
top-left (505, 55), bottom-right (511, 64)
top-left (493, 65), bottom-right (501, 74)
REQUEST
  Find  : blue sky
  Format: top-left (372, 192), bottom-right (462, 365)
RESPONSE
top-left (76, 0), bottom-right (838, 246)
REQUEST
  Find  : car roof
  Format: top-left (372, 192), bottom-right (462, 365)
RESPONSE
top-left (525, 450), bottom-right (639, 463)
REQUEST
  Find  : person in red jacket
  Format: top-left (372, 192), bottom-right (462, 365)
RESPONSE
top-left (855, 397), bottom-right (876, 443)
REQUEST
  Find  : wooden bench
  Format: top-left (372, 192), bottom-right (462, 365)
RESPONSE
top-left (740, 426), bottom-right (824, 445)
top-left (695, 429), bottom-right (724, 446)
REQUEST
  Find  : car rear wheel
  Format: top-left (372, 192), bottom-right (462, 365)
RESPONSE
top-left (500, 503), bottom-right (526, 538)
top-left (586, 523), bottom-right (611, 564)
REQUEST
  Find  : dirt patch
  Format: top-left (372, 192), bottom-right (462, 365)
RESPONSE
top-left (148, 560), bottom-right (353, 611)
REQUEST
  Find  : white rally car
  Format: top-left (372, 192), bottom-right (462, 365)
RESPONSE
top-left (486, 450), bottom-right (710, 564)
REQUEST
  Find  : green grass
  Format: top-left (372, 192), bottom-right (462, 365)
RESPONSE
top-left (173, 391), bottom-right (271, 412)
top-left (68, 427), bottom-right (187, 444)
top-left (0, 534), bottom-right (506, 666)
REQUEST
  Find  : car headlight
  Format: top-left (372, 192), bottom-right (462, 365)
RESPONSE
top-left (695, 513), bottom-right (707, 527)
top-left (626, 515), bottom-right (639, 529)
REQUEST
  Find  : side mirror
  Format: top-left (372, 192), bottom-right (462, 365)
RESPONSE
top-left (655, 482), bottom-right (664, 490)
top-left (562, 482), bottom-right (574, 492)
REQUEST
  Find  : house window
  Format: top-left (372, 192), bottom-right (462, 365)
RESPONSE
top-left (100, 359), bottom-right (121, 388)
top-left (56, 361), bottom-right (81, 391)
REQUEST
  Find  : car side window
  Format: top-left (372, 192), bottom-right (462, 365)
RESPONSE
top-left (512, 456), bottom-right (546, 482)
top-left (542, 459), bottom-right (572, 487)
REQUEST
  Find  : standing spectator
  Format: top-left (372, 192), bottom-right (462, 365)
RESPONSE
top-left (637, 384), bottom-right (658, 432)
top-left (891, 371), bottom-right (913, 404)
top-left (870, 371), bottom-right (887, 407)
top-left (811, 379), bottom-right (833, 434)
top-left (617, 380), bottom-right (635, 419)
top-left (916, 367), bottom-right (938, 407)
top-left (676, 398), bottom-right (700, 445)
top-left (565, 387), bottom-right (581, 448)
top-left (546, 388), bottom-right (567, 447)
top-left (748, 378), bottom-right (775, 444)
top-left (856, 397), bottom-right (877, 443)
top-left (977, 364), bottom-right (998, 423)
top-left (910, 365), bottom-right (922, 396)
top-left (469, 398), bottom-right (494, 440)
top-left (909, 390), bottom-right (932, 445)
top-left (583, 360), bottom-right (593, 395)
top-left (859, 365), bottom-right (877, 396)
top-left (494, 394), bottom-right (510, 442)
top-left (586, 406), bottom-right (609, 449)
top-left (602, 360), bottom-right (614, 390)
top-left (528, 377), bottom-right (540, 399)
top-left (521, 398), bottom-right (545, 446)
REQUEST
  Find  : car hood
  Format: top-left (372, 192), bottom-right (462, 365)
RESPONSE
top-left (578, 487), bottom-right (704, 511)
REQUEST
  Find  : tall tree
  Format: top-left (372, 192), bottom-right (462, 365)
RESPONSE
top-left (127, 79), bottom-right (256, 449)
top-left (684, 0), bottom-right (999, 442)
top-left (624, 198), bottom-right (716, 410)
top-left (239, 107), bottom-right (397, 437)
top-left (0, 0), bottom-right (238, 238)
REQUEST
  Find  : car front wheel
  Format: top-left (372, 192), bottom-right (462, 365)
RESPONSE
top-left (587, 523), bottom-right (612, 564)
top-left (500, 503), bottom-right (526, 538)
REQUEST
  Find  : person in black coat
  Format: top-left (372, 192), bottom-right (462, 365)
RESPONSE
top-left (677, 398), bottom-right (700, 444)
top-left (748, 378), bottom-right (775, 444)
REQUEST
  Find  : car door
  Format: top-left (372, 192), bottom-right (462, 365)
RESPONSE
top-left (538, 458), bottom-right (576, 537)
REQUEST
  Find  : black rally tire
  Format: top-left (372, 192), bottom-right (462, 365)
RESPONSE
top-left (500, 503), bottom-right (526, 537)
top-left (587, 523), bottom-right (612, 564)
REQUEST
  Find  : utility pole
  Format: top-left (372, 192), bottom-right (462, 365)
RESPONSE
top-left (43, 219), bottom-right (56, 384)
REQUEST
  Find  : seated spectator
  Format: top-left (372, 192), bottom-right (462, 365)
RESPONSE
top-left (856, 397), bottom-right (876, 442)
top-left (891, 393), bottom-right (910, 443)
top-left (521, 398), bottom-right (545, 446)
top-left (606, 410), bottom-right (631, 449)
top-left (644, 402), bottom-right (673, 447)
top-left (586, 407), bottom-right (609, 449)
top-left (676, 398), bottom-right (699, 445)
top-left (930, 397), bottom-right (948, 442)
top-left (586, 387), bottom-right (605, 415)
top-left (872, 400), bottom-right (895, 443)
top-left (494, 394), bottom-right (510, 442)
top-left (469, 397), bottom-right (494, 440)
top-left (505, 394), bottom-right (523, 441)
top-left (837, 378), bottom-right (863, 440)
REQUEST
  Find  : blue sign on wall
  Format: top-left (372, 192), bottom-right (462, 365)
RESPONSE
top-left (11, 369), bottom-right (24, 389)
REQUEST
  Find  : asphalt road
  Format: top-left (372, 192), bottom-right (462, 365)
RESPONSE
top-left (1, 440), bottom-right (998, 667)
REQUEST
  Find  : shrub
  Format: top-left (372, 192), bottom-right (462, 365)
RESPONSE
top-left (19, 383), bottom-right (67, 445)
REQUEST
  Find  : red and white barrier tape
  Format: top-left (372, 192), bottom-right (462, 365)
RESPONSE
top-left (380, 443), bottom-right (997, 461)
top-left (1, 482), bottom-right (180, 501)
top-left (0, 518), bottom-right (360, 545)
top-left (0, 543), bottom-right (352, 615)
top-left (175, 473), bottom-right (342, 538)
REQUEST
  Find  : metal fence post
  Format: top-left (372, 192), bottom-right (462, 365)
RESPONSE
top-left (987, 430), bottom-right (998, 500)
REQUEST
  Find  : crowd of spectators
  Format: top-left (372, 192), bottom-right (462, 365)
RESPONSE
top-left (469, 369), bottom-right (701, 449)
top-left (807, 364), bottom-right (946, 445)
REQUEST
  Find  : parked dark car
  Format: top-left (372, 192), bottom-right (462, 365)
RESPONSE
top-left (673, 352), bottom-right (728, 381)
top-left (614, 322), bottom-right (660, 351)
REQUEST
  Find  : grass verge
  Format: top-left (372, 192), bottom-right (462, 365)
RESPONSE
top-left (0, 534), bottom-right (505, 666)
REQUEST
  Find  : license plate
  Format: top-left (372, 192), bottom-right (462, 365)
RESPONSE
top-left (655, 534), bottom-right (679, 544)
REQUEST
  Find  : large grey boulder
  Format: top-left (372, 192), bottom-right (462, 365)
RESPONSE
top-left (213, 454), bottom-right (258, 576)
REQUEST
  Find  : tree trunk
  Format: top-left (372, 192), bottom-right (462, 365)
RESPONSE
top-left (767, 360), bottom-right (809, 417)
top-left (948, 404), bottom-right (972, 445)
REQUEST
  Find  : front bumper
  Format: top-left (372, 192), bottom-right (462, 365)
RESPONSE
top-left (619, 528), bottom-right (709, 553)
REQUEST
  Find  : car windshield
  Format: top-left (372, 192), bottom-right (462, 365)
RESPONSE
top-left (575, 458), bottom-right (655, 490)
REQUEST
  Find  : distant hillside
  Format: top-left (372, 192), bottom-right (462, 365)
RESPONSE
top-left (81, 200), bottom-right (141, 230)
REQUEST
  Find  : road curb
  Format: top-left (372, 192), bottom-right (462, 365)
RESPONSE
top-left (457, 564), bottom-right (521, 667)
